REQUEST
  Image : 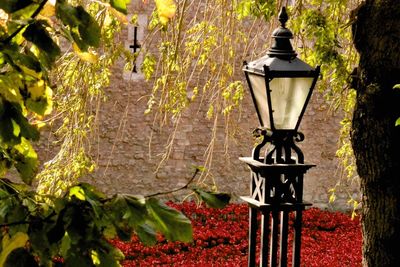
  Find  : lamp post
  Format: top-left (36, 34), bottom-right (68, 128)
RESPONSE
top-left (241, 7), bottom-right (320, 267)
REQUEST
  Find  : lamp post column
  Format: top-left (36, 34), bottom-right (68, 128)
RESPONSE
top-left (240, 130), bottom-right (314, 267)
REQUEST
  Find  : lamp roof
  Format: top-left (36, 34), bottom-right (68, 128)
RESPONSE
top-left (244, 55), bottom-right (314, 75)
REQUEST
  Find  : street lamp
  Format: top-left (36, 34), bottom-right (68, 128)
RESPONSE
top-left (241, 7), bottom-right (320, 267)
top-left (243, 7), bottom-right (320, 136)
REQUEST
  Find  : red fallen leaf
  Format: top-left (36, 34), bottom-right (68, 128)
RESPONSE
top-left (110, 203), bottom-right (361, 266)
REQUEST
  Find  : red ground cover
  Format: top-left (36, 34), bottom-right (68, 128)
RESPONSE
top-left (110, 202), bottom-right (362, 267)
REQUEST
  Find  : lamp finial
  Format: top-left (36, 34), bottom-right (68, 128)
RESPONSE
top-left (278, 7), bottom-right (289, 28)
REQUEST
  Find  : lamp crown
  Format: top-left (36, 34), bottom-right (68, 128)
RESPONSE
top-left (267, 6), bottom-right (297, 60)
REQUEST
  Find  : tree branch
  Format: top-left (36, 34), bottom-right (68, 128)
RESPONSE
top-left (0, 220), bottom-right (30, 228)
top-left (145, 168), bottom-right (200, 198)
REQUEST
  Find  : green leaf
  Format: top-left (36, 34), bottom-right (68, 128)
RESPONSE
top-left (123, 195), bottom-right (147, 225)
top-left (146, 198), bottom-right (192, 242)
top-left (193, 188), bottom-right (231, 208)
top-left (96, 251), bottom-right (123, 267)
top-left (102, 224), bottom-right (117, 240)
top-left (70, 27), bottom-right (89, 51)
top-left (0, 179), bottom-right (30, 194)
top-left (76, 6), bottom-right (101, 48)
top-left (0, 116), bottom-right (20, 145)
top-left (396, 117), bottom-right (400, 127)
top-left (4, 248), bottom-right (38, 267)
top-left (95, 242), bottom-right (124, 267)
top-left (0, 0), bottom-right (33, 13)
top-left (10, 104), bottom-right (40, 141)
top-left (64, 254), bottom-right (93, 267)
top-left (135, 223), bottom-right (157, 246)
top-left (47, 213), bottom-right (66, 244)
top-left (0, 101), bottom-right (39, 145)
top-left (79, 183), bottom-right (106, 199)
top-left (0, 72), bottom-right (24, 104)
top-left (62, 204), bottom-right (89, 245)
top-left (13, 138), bottom-right (38, 185)
top-left (110, 0), bottom-right (131, 15)
top-left (29, 221), bottom-right (56, 266)
top-left (0, 198), bottom-right (13, 220)
top-left (0, 232), bottom-right (29, 267)
top-left (60, 233), bottom-right (71, 257)
top-left (22, 198), bottom-right (36, 212)
top-left (115, 227), bottom-right (131, 242)
top-left (106, 194), bottom-right (151, 242)
top-left (9, 3), bottom-right (38, 20)
top-left (78, 183), bottom-right (106, 218)
top-left (0, 98), bottom-right (4, 117)
top-left (2, 47), bottom-right (42, 74)
top-left (56, 3), bottom-right (100, 49)
top-left (55, 2), bottom-right (80, 27)
top-left (22, 21), bottom-right (61, 66)
top-left (25, 97), bottom-right (51, 116)
top-left (0, 159), bottom-right (11, 177)
top-left (108, 194), bottom-right (147, 227)
top-left (393, 84), bottom-right (400, 90)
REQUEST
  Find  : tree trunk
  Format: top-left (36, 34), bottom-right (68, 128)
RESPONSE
top-left (351, 0), bottom-right (400, 266)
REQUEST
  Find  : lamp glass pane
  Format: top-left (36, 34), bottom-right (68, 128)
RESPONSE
top-left (248, 74), bottom-right (270, 128)
top-left (269, 77), bottom-right (314, 129)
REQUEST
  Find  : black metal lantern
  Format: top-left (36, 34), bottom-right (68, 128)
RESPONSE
top-left (240, 7), bottom-right (320, 267)
top-left (243, 7), bottom-right (320, 133)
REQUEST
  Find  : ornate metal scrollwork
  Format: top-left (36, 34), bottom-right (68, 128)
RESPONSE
top-left (252, 128), bottom-right (305, 164)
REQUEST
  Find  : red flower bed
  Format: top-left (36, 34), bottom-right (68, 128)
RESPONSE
top-left (110, 202), bottom-right (361, 267)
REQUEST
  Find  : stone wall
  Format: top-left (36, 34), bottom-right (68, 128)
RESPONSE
top-left (81, 66), bottom-right (355, 210)
top-left (13, 1), bottom-right (359, 211)
top-left (81, 1), bottom-right (357, 210)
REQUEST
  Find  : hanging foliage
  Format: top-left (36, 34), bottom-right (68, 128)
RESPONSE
top-left (138, 0), bottom-right (360, 196)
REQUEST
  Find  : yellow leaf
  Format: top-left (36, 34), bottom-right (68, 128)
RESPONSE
top-left (19, 65), bottom-right (42, 79)
top-left (77, 52), bottom-right (99, 64)
top-left (159, 16), bottom-right (169, 25)
top-left (351, 210), bottom-right (358, 220)
top-left (155, 0), bottom-right (176, 25)
top-left (14, 137), bottom-right (37, 159)
top-left (69, 186), bottom-right (86, 201)
top-left (329, 193), bottom-right (336, 203)
top-left (110, 8), bottom-right (128, 24)
top-left (73, 43), bottom-right (99, 64)
top-left (27, 80), bottom-right (45, 99)
top-left (91, 250), bottom-right (101, 265)
top-left (44, 86), bottom-right (53, 115)
top-left (0, 232), bottom-right (29, 266)
top-left (32, 120), bottom-right (46, 129)
top-left (11, 119), bottom-right (20, 137)
top-left (40, 2), bottom-right (56, 17)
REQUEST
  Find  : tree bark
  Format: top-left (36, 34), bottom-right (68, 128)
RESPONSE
top-left (351, 0), bottom-right (400, 266)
